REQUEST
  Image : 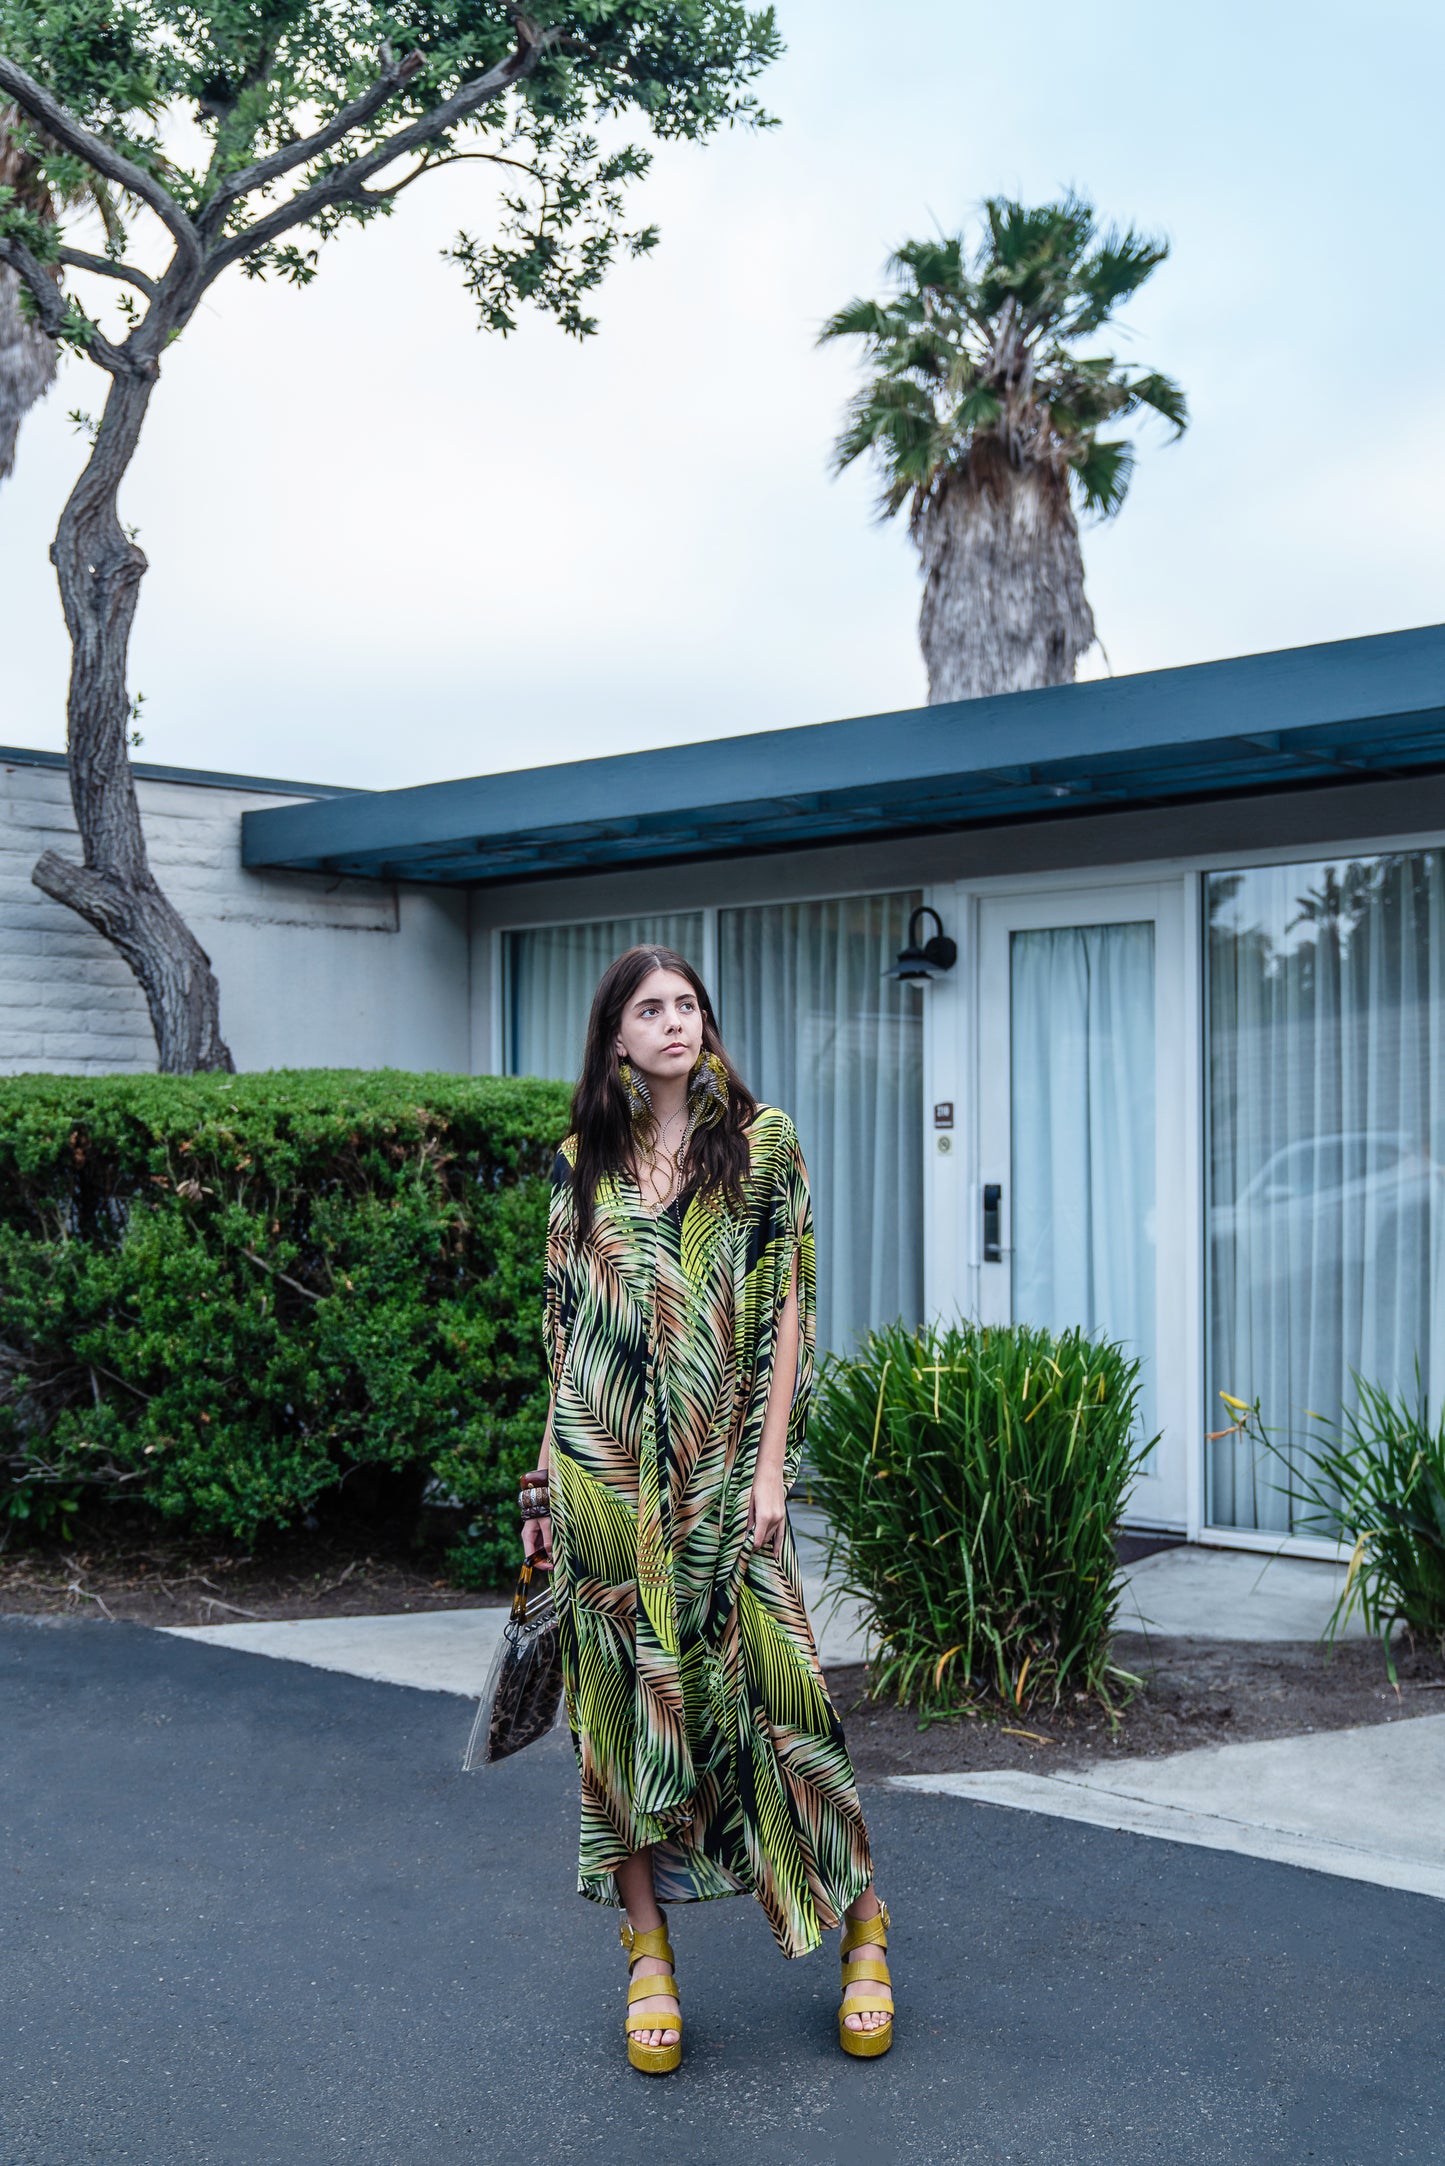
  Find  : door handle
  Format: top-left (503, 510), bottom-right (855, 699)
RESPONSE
top-left (983, 1182), bottom-right (1004, 1264)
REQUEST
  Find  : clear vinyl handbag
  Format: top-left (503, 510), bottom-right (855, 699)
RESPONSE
top-left (462, 1556), bottom-right (564, 1768)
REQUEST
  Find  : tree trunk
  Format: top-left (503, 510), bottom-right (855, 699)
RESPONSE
top-left (32, 368), bottom-right (233, 1072)
top-left (913, 460), bottom-right (1096, 704)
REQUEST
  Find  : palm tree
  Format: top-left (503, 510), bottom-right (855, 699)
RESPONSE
top-left (820, 193), bottom-right (1187, 703)
top-left (0, 107), bottom-right (134, 483)
top-left (0, 108), bottom-right (60, 480)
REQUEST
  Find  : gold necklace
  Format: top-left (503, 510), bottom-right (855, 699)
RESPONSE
top-left (639, 1109), bottom-right (687, 1209)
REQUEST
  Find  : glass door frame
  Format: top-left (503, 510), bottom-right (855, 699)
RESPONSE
top-left (927, 871), bottom-right (1200, 1536)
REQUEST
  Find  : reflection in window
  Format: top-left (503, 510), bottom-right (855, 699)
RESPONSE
top-left (505, 915), bottom-right (705, 1081)
top-left (1206, 855), bottom-right (1445, 1531)
top-left (719, 893), bottom-right (923, 1355)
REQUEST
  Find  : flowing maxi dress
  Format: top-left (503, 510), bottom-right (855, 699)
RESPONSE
top-left (544, 1105), bottom-right (874, 1959)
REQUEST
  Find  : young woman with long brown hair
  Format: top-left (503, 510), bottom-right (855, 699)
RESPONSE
top-left (519, 945), bottom-right (895, 2072)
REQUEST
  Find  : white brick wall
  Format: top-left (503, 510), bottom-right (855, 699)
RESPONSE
top-left (0, 756), bottom-right (471, 1075)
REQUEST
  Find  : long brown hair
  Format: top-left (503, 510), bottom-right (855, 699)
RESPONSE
top-left (564, 946), bottom-right (758, 1249)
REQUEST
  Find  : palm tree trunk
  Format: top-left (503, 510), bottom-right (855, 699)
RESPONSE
top-left (0, 260), bottom-right (56, 478)
top-left (0, 114), bottom-right (58, 480)
top-left (31, 367), bottom-right (233, 1072)
top-left (913, 464), bottom-right (1096, 703)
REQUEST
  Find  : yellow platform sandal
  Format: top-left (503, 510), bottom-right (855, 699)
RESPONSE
top-left (839, 1900), bottom-right (894, 2058)
top-left (620, 1917), bottom-right (683, 2075)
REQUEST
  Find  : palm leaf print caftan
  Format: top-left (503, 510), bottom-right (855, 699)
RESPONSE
top-left (544, 1106), bottom-right (873, 1959)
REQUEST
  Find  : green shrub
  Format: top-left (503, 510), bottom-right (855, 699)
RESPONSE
top-left (1219, 1374), bottom-right (1445, 1672)
top-left (808, 1318), bottom-right (1153, 1719)
top-left (0, 1069), bottom-right (571, 1582)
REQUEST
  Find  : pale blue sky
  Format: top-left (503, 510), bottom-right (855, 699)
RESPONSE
top-left (2, 0), bottom-right (1442, 789)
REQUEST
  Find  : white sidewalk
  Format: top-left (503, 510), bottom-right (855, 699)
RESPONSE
top-left (893, 1714), bottom-right (1445, 1903)
top-left (1114, 1540), bottom-right (1365, 1641)
top-left (161, 1606), bottom-right (509, 1696)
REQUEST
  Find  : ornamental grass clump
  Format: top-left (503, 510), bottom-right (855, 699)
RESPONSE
top-left (808, 1319), bottom-right (1153, 1720)
top-left (1219, 1373), bottom-right (1445, 1675)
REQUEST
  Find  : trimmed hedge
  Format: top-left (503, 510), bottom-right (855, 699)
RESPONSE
top-left (0, 1069), bottom-right (572, 1581)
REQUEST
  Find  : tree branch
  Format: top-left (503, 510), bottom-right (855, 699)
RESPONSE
top-left (0, 236), bottom-right (130, 371)
top-left (56, 247), bottom-right (159, 301)
top-left (32, 852), bottom-right (145, 936)
top-left (366, 145), bottom-right (542, 202)
top-left (0, 235), bottom-right (65, 334)
top-left (0, 53), bottom-right (202, 276)
top-left (205, 26), bottom-right (555, 283)
top-left (200, 45), bottom-right (427, 232)
top-left (239, 1249), bottom-right (321, 1304)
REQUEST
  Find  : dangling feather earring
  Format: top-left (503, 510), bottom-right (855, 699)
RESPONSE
top-left (685, 1049), bottom-right (729, 1135)
top-left (618, 1058), bottom-right (653, 1133)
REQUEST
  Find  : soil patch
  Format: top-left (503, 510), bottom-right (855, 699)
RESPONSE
top-left (0, 1529), bottom-right (506, 1628)
top-left (829, 1632), bottom-right (1445, 1783)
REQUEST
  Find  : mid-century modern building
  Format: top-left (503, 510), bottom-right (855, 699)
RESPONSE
top-left (6, 622), bottom-right (1445, 1557)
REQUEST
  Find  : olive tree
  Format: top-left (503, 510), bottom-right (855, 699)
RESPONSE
top-left (0, 3), bottom-right (778, 1068)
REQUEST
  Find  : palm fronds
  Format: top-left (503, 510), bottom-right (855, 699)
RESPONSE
top-left (820, 191), bottom-right (1186, 527)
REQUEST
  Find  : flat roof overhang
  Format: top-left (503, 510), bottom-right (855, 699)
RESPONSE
top-left (240, 624), bottom-right (1445, 887)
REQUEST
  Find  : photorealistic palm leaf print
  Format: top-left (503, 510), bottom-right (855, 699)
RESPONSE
top-left (546, 1109), bottom-right (873, 1958)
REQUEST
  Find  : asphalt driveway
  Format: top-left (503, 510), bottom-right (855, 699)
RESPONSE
top-left (1, 1615), bottom-right (1438, 2166)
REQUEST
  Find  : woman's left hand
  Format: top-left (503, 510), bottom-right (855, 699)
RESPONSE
top-left (746, 1468), bottom-right (788, 1559)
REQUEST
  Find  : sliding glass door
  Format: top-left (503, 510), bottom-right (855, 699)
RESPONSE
top-left (503, 892), bottom-right (925, 1358)
top-left (719, 893), bottom-right (924, 1355)
top-left (505, 914), bottom-right (704, 1080)
top-left (1206, 851), bottom-right (1445, 1533)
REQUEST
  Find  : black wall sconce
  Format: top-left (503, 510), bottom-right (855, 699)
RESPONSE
top-left (882, 905), bottom-right (958, 985)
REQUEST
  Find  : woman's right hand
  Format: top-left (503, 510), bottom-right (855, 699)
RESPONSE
top-left (522, 1512), bottom-right (554, 1569)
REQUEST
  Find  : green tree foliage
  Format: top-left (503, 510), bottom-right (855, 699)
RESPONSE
top-left (0, 4), bottom-right (779, 1071)
top-left (0, 1069), bottom-right (572, 1582)
top-left (0, 2), bottom-right (781, 346)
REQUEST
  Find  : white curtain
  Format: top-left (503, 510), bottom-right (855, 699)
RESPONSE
top-left (1206, 853), bottom-right (1445, 1531)
top-left (1010, 922), bottom-right (1158, 1451)
top-left (506, 915), bottom-right (704, 1080)
top-left (719, 893), bottom-right (924, 1355)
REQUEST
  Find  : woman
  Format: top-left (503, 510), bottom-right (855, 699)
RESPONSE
top-left (519, 945), bottom-right (895, 2075)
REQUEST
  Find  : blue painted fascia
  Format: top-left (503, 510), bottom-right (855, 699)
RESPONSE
top-left (239, 623), bottom-right (1445, 880)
